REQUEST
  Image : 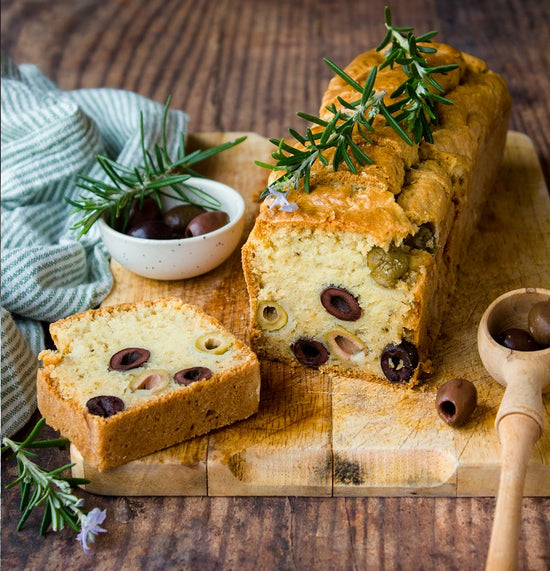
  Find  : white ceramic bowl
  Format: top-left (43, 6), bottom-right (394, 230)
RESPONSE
top-left (98, 177), bottom-right (245, 280)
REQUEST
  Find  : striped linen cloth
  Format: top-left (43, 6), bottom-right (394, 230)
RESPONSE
top-left (1, 55), bottom-right (188, 436)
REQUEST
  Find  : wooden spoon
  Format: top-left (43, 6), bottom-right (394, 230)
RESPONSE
top-left (477, 287), bottom-right (550, 571)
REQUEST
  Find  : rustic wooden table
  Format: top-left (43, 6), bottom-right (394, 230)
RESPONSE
top-left (2, 1), bottom-right (549, 569)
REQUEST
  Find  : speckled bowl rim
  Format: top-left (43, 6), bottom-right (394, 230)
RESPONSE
top-left (96, 178), bottom-right (246, 245)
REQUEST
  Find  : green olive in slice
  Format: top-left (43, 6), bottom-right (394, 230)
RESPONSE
top-left (325, 329), bottom-right (365, 361)
top-left (195, 332), bottom-right (234, 354)
top-left (256, 300), bottom-right (288, 331)
top-left (367, 245), bottom-right (409, 288)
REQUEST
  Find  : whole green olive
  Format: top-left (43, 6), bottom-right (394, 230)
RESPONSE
top-left (256, 300), bottom-right (288, 331)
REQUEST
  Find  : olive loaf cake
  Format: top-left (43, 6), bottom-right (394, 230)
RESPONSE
top-left (37, 297), bottom-right (260, 470)
top-left (242, 43), bottom-right (511, 386)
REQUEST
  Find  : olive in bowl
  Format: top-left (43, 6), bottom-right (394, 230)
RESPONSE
top-left (97, 177), bottom-right (245, 280)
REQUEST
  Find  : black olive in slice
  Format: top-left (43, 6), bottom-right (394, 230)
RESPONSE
top-left (86, 395), bottom-right (125, 417)
top-left (380, 340), bottom-right (418, 383)
top-left (291, 337), bottom-right (329, 367)
top-left (109, 348), bottom-right (151, 371)
top-left (174, 367), bottom-right (213, 386)
top-left (320, 286), bottom-right (362, 321)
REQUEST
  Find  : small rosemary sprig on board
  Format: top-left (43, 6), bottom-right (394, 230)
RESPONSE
top-left (2, 418), bottom-right (106, 554)
top-left (258, 6), bottom-right (457, 207)
top-left (376, 6), bottom-right (458, 143)
top-left (67, 97), bottom-right (246, 236)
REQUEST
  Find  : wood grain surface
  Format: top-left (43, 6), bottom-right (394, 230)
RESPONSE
top-left (70, 131), bottom-right (550, 499)
top-left (2, 1), bottom-right (549, 569)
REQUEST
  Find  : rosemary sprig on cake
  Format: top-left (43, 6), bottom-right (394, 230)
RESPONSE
top-left (377, 6), bottom-right (459, 143)
top-left (258, 6), bottom-right (458, 209)
top-left (256, 63), bottom-right (409, 203)
top-left (67, 97), bottom-right (246, 236)
top-left (2, 418), bottom-right (106, 554)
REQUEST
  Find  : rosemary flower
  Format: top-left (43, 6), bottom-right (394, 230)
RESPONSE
top-left (265, 185), bottom-right (298, 212)
top-left (76, 507), bottom-right (107, 555)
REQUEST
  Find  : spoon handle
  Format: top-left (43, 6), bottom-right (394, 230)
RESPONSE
top-left (495, 365), bottom-right (545, 437)
top-left (485, 413), bottom-right (540, 571)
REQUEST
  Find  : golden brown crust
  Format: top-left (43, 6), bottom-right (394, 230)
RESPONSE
top-left (37, 297), bottom-right (261, 470)
top-left (241, 42), bottom-right (512, 386)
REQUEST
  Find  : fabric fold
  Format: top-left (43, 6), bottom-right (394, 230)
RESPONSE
top-left (1, 55), bottom-right (189, 436)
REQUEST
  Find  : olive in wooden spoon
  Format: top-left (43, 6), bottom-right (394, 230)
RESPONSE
top-left (477, 288), bottom-right (550, 571)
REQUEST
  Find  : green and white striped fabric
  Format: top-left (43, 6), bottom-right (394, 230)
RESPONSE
top-left (1, 55), bottom-right (188, 437)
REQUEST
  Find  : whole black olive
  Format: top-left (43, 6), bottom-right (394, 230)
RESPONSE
top-left (127, 220), bottom-right (178, 240)
top-left (163, 204), bottom-right (207, 234)
top-left (380, 340), bottom-right (418, 383)
top-left (436, 378), bottom-right (477, 426)
top-left (126, 196), bottom-right (163, 228)
top-left (109, 348), bottom-right (151, 371)
top-left (320, 286), bottom-right (362, 321)
top-left (496, 328), bottom-right (541, 351)
top-left (185, 211), bottom-right (229, 237)
top-left (528, 301), bottom-right (550, 346)
top-left (291, 337), bottom-right (329, 367)
top-left (86, 395), bottom-right (125, 417)
top-left (174, 366), bottom-right (213, 385)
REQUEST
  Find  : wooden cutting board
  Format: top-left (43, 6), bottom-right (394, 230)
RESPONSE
top-left (71, 131), bottom-right (550, 497)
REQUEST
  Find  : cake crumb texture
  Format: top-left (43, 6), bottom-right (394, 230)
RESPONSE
top-left (37, 297), bottom-right (261, 470)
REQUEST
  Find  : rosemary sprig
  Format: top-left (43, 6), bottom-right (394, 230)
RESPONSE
top-left (67, 97), bottom-right (246, 235)
top-left (257, 6), bottom-right (457, 205)
top-left (2, 418), bottom-right (106, 554)
top-left (376, 6), bottom-right (458, 143)
top-left (257, 61), bottom-right (408, 200)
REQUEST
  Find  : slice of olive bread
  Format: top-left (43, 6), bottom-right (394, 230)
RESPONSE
top-left (241, 43), bottom-right (511, 386)
top-left (37, 297), bottom-right (260, 470)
